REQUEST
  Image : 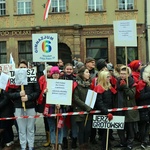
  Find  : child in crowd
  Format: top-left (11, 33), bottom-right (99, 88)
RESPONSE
top-left (44, 66), bottom-right (64, 150)
top-left (114, 66), bottom-right (139, 150)
top-left (61, 63), bottom-right (78, 149)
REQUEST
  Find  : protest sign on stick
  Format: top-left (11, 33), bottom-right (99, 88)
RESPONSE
top-left (15, 68), bottom-right (28, 111)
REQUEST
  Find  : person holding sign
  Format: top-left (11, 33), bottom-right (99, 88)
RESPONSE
top-left (114, 66), bottom-right (139, 150)
top-left (44, 66), bottom-right (64, 150)
top-left (6, 60), bottom-right (40, 150)
top-left (94, 70), bottom-right (117, 150)
top-left (60, 63), bottom-right (78, 149)
top-left (72, 66), bottom-right (92, 150)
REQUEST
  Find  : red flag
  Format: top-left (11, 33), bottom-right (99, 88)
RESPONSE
top-left (43, 0), bottom-right (51, 20)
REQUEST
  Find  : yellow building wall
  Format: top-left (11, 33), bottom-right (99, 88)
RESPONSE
top-left (0, 0), bottom-right (146, 64)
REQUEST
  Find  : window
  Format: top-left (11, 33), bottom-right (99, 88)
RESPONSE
top-left (51, 0), bottom-right (66, 13)
top-left (116, 47), bottom-right (138, 64)
top-left (118, 0), bottom-right (134, 10)
top-left (86, 38), bottom-right (108, 62)
top-left (17, 0), bottom-right (31, 14)
top-left (88, 0), bottom-right (103, 11)
top-left (18, 41), bottom-right (32, 62)
top-left (0, 41), bottom-right (6, 63)
top-left (0, 0), bottom-right (6, 15)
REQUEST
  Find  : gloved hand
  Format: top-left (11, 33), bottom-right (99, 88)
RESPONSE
top-left (120, 79), bottom-right (126, 86)
top-left (107, 113), bottom-right (113, 121)
top-left (86, 106), bottom-right (92, 113)
top-left (43, 104), bottom-right (50, 115)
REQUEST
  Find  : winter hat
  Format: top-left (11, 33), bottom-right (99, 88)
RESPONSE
top-left (85, 57), bottom-right (95, 63)
top-left (76, 62), bottom-right (84, 70)
top-left (50, 66), bottom-right (60, 76)
top-left (128, 60), bottom-right (141, 71)
top-left (96, 59), bottom-right (107, 71)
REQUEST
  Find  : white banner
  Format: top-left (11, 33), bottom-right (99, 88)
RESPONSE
top-left (46, 79), bottom-right (72, 105)
top-left (92, 115), bottom-right (125, 129)
top-left (113, 20), bottom-right (137, 46)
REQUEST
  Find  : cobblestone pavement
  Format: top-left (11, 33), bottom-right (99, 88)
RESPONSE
top-left (11, 117), bottom-right (150, 150)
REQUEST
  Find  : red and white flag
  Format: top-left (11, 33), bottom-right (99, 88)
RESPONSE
top-left (43, 0), bottom-right (51, 20)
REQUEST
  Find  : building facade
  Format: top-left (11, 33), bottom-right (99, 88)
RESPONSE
top-left (0, 0), bottom-right (146, 65)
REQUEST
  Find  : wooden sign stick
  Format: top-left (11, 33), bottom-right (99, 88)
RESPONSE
top-left (21, 85), bottom-right (26, 111)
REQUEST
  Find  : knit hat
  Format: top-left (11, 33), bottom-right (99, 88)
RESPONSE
top-left (76, 62), bottom-right (84, 70)
top-left (85, 57), bottom-right (95, 63)
top-left (96, 59), bottom-right (107, 71)
top-left (50, 66), bottom-right (60, 76)
top-left (128, 60), bottom-right (141, 71)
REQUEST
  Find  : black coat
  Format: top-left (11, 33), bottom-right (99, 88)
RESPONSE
top-left (0, 90), bottom-right (14, 118)
top-left (7, 82), bottom-right (40, 109)
top-left (95, 88), bottom-right (114, 115)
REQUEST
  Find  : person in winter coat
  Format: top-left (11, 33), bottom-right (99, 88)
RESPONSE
top-left (73, 66), bottom-right (92, 150)
top-left (60, 63), bottom-right (78, 149)
top-left (44, 66), bottom-right (64, 150)
top-left (136, 64), bottom-right (150, 149)
top-left (114, 66), bottom-right (139, 150)
top-left (6, 60), bottom-right (40, 150)
top-left (0, 90), bottom-right (14, 150)
top-left (94, 70), bottom-right (117, 150)
top-left (37, 65), bottom-right (52, 147)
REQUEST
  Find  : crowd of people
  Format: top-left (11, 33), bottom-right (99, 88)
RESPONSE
top-left (0, 57), bottom-right (150, 150)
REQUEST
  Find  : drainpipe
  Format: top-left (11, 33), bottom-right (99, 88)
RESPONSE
top-left (145, 0), bottom-right (149, 62)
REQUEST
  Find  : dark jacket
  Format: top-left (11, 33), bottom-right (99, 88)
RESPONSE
top-left (94, 85), bottom-right (116, 115)
top-left (73, 76), bottom-right (91, 122)
top-left (0, 90), bottom-right (14, 118)
top-left (7, 82), bottom-right (40, 109)
top-left (115, 76), bottom-right (139, 122)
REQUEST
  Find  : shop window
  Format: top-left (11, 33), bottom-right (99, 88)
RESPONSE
top-left (0, 41), bottom-right (6, 63)
top-left (18, 41), bottom-right (32, 62)
top-left (88, 0), bottom-right (103, 11)
top-left (118, 0), bottom-right (134, 10)
top-left (51, 0), bottom-right (66, 13)
top-left (116, 47), bottom-right (138, 64)
top-left (86, 38), bottom-right (108, 62)
top-left (0, 0), bottom-right (6, 15)
top-left (17, 0), bottom-right (31, 14)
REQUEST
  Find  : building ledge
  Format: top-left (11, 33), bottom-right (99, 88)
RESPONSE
top-left (13, 13), bottom-right (35, 16)
top-left (49, 12), bottom-right (69, 15)
top-left (0, 15), bottom-right (9, 17)
top-left (115, 9), bottom-right (138, 12)
top-left (85, 10), bottom-right (106, 13)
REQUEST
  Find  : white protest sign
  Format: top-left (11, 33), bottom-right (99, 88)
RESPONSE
top-left (85, 89), bottom-right (97, 109)
top-left (113, 20), bottom-right (137, 46)
top-left (92, 115), bottom-right (125, 129)
top-left (0, 64), bottom-right (15, 75)
top-left (10, 68), bottom-right (37, 84)
top-left (0, 72), bottom-right (9, 90)
top-left (32, 33), bottom-right (58, 62)
top-left (46, 79), bottom-right (72, 105)
top-left (15, 68), bottom-right (28, 85)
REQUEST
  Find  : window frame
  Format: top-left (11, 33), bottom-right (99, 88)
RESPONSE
top-left (0, 41), bottom-right (7, 63)
top-left (87, 0), bottom-right (103, 12)
top-left (17, 0), bottom-right (32, 15)
top-left (51, 0), bottom-right (66, 13)
top-left (0, 0), bottom-right (6, 16)
top-left (18, 40), bottom-right (32, 62)
top-left (116, 46), bottom-right (138, 64)
top-left (86, 38), bottom-right (108, 62)
top-left (118, 0), bottom-right (134, 10)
